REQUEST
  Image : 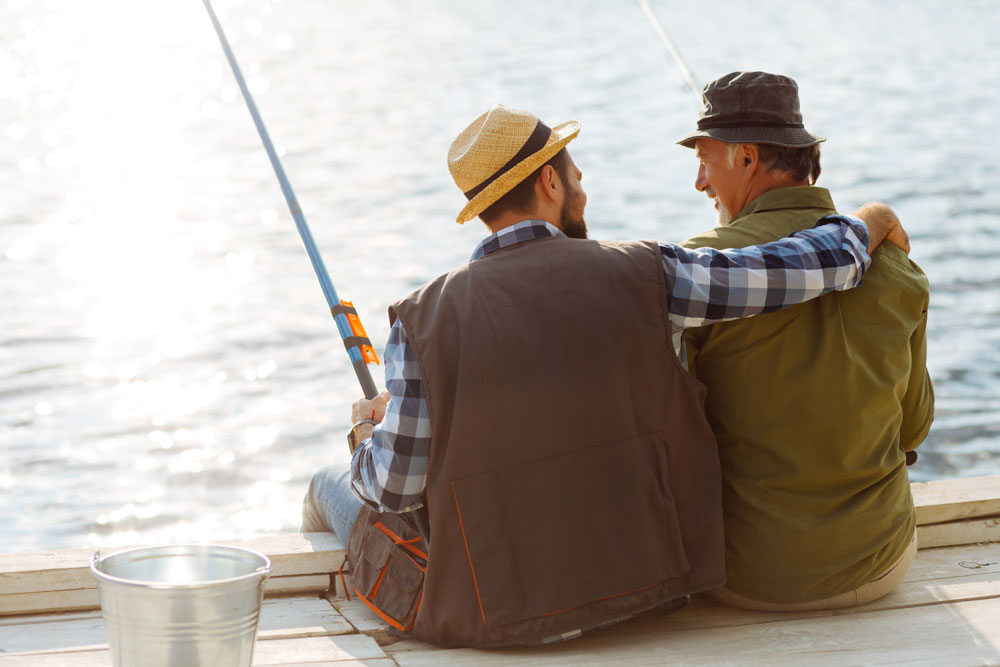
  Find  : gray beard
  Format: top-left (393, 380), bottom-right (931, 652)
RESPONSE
top-left (717, 202), bottom-right (733, 226)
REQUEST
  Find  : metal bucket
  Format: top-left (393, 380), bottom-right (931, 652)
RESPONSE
top-left (91, 544), bottom-right (272, 667)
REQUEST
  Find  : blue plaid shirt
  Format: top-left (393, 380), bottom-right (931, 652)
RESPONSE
top-left (351, 216), bottom-right (871, 512)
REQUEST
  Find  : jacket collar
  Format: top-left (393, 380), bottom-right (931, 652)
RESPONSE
top-left (731, 186), bottom-right (836, 223)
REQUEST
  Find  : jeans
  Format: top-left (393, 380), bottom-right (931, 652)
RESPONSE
top-left (301, 462), bottom-right (362, 548)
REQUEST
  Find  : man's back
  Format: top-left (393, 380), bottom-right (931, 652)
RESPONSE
top-left (682, 185), bottom-right (934, 604)
top-left (393, 235), bottom-right (726, 646)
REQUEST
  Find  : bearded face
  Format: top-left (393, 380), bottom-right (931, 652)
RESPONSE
top-left (558, 169), bottom-right (588, 240)
top-left (560, 197), bottom-right (587, 239)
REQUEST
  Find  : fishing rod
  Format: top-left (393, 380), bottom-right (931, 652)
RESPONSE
top-left (637, 0), bottom-right (702, 102)
top-left (202, 0), bottom-right (380, 400)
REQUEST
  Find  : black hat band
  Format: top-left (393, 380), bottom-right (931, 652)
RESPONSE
top-left (463, 120), bottom-right (552, 200)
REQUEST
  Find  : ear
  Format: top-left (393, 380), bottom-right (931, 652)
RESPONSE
top-left (742, 144), bottom-right (760, 171)
top-left (534, 164), bottom-right (562, 204)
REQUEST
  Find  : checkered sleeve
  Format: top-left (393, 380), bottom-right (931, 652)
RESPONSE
top-left (662, 214), bottom-right (871, 331)
top-left (350, 317), bottom-right (431, 513)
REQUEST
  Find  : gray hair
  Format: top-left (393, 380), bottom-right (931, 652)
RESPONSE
top-left (723, 142), bottom-right (822, 184)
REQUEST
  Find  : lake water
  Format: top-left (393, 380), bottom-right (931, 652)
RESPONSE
top-left (1, 0), bottom-right (998, 553)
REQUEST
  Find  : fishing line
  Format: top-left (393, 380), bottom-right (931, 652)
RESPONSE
top-left (202, 0), bottom-right (379, 399)
top-left (637, 0), bottom-right (702, 102)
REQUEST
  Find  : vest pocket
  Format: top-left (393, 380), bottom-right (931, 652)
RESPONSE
top-left (450, 430), bottom-right (689, 626)
top-left (348, 517), bottom-right (426, 632)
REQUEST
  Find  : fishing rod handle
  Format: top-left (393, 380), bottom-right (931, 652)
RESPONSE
top-left (354, 359), bottom-right (380, 400)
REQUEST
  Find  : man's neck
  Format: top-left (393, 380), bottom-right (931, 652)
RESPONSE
top-left (486, 216), bottom-right (538, 235)
top-left (484, 202), bottom-right (562, 235)
top-left (733, 174), bottom-right (811, 221)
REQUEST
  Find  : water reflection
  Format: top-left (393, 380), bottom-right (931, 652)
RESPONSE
top-left (0, 0), bottom-right (998, 552)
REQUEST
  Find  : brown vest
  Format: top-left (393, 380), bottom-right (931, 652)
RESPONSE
top-left (390, 236), bottom-right (723, 647)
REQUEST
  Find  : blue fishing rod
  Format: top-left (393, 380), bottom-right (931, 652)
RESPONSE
top-left (202, 0), bottom-right (380, 400)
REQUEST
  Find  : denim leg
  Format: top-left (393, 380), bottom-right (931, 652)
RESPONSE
top-left (301, 462), bottom-right (363, 548)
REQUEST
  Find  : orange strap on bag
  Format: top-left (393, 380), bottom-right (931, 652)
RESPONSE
top-left (373, 521), bottom-right (428, 563)
top-left (338, 563), bottom-right (351, 600)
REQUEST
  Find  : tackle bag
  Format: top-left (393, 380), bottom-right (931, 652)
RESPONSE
top-left (344, 505), bottom-right (427, 633)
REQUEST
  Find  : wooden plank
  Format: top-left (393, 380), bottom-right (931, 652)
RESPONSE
top-left (0, 597), bottom-right (352, 655)
top-left (903, 540), bottom-right (1000, 583)
top-left (0, 572), bottom-right (332, 617)
top-left (0, 608), bottom-right (102, 628)
top-left (382, 638), bottom-right (438, 655)
top-left (0, 611), bottom-right (105, 655)
top-left (0, 656), bottom-right (394, 667)
top-left (253, 635), bottom-right (387, 664)
top-left (912, 475), bottom-right (1000, 525)
top-left (264, 573), bottom-right (331, 597)
top-left (0, 651), bottom-right (108, 666)
top-left (0, 636), bottom-right (388, 666)
top-left (0, 588), bottom-right (98, 617)
top-left (257, 597), bottom-right (354, 640)
top-left (278, 662), bottom-right (396, 666)
top-left (917, 515), bottom-right (1000, 548)
top-left (259, 533), bottom-right (345, 579)
top-left (261, 663), bottom-right (395, 667)
top-left (0, 533), bottom-right (344, 597)
top-left (329, 597), bottom-right (401, 646)
top-left (391, 597), bottom-right (1000, 666)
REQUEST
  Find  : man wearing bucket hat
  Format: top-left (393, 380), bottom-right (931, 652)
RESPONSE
top-left (677, 71), bottom-right (934, 611)
top-left (302, 104), bottom-right (908, 647)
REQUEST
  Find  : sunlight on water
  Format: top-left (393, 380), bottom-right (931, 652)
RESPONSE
top-left (0, 0), bottom-right (998, 552)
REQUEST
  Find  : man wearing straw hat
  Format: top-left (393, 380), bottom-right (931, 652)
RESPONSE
top-left (302, 104), bottom-right (908, 647)
top-left (676, 71), bottom-right (933, 612)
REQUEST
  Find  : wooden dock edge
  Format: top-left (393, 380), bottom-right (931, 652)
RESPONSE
top-left (0, 533), bottom-right (346, 617)
top-left (912, 474), bottom-right (1000, 525)
top-left (2, 475), bottom-right (998, 618)
top-left (912, 475), bottom-right (1000, 549)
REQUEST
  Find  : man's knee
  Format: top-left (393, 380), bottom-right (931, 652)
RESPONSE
top-left (301, 462), bottom-right (361, 543)
top-left (301, 464), bottom-right (346, 533)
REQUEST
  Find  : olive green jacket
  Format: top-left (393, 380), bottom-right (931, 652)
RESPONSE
top-left (682, 186), bottom-right (934, 603)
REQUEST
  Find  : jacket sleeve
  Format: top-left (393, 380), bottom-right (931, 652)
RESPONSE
top-left (900, 294), bottom-right (934, 451)
top-left (350, 317), bottom-right (432, 513)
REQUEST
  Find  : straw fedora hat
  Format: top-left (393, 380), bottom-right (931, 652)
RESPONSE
top-left (448, 105), bottom-right (580, 223)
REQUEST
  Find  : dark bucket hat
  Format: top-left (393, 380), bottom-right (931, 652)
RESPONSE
top-left (677, 71), bottom-right (825, 148)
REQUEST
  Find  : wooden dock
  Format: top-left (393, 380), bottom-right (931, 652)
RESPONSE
top-left (2, 476), bottom-right (998, 665)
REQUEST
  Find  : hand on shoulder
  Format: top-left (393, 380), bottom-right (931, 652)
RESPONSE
top-left (852, 202), bottom-right (910, 255)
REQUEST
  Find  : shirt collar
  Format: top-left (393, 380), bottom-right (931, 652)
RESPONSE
top-left (732, 186), bottom-right (836, 222)
top-left (469, 219), bottom-right (565, 261)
